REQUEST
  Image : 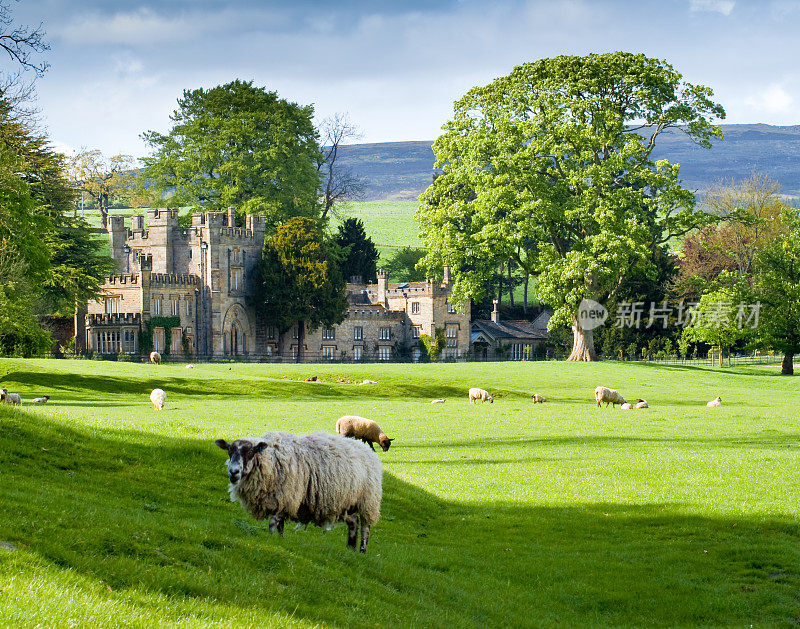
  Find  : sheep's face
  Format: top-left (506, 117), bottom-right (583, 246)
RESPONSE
top-left (215, 439), bottom-right (268, 484)
top-left (378, 436), bottom-right (394, 452)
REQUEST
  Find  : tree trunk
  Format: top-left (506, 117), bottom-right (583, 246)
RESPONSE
top-left (567, 315), bottom-right (597, 361)
top-left (296, 320), bottom-right (305, 362)
top-left (100, 193), bottom-right (109, 230)
top-left (719, 346), bottom-right (723, 367)
top-left (782, 351), bottom-right (794, 375)
top-left (523, 272), bottom-right (529, 315)
top-left (508, 263), bottom-right (514, 307)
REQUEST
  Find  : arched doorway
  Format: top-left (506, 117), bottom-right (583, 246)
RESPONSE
top-left (222, 303), bottom-right (252, 357)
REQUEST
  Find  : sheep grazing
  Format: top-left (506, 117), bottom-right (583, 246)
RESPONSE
top-left (150, 388), bottom-right (167, 410)
top-left (215, 431), bottom-right (382, 553)
top-left (620, 402), bottom-right (634, 410)
top-left (32, 396), bottom-right (50, 404)
top-left (531, 394), bottom-right (546, 404)
top-left (469, 388), bottom-right (493, 404)
top-left (336, 415), bottom-right (394, 451)
top-left (185, 364), bottom-right (194, 369)
top-left (707, 396), bottom-right (722, 407)
top-left (358, 379), bottom-right (378, 386)
top-left (430, 399), bottom-right (446, 404)
top-left (149, 351), bottom-right (161, 365)
top-left (0, 391), bottom-right (21, 406)
top-left (635, 399), bottom-right (649, 409)
top-left (595, 386), bottom-right (626, 408)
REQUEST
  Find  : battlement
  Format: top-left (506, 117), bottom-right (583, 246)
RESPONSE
top-left (108, 215), bottom-right (126, 232)
top-left (87, 312), bottom-right (142, 326)
top-left (147, 273), bottom-right (199, 287)
top-left (217, 227), bottom-right (257, 239)
top-left (105, 273), bottom-right (140, 285)
top-left (346, 307), bottom-right (405, 320)
top-left (147, 208), bottom-right (179, 226)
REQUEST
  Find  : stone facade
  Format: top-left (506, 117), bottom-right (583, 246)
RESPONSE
top-left (85, 209), bottom-right (470, 361)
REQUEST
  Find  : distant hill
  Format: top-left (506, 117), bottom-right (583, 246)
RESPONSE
top-left (340, 124), bottom-right (800, 201)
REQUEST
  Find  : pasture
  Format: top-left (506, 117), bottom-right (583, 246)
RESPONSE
top-left (1, 359), bottom-right (799, 627)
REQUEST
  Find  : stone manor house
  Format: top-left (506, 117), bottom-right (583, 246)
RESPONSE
top-left (83, 209), bottom-right (471, 361)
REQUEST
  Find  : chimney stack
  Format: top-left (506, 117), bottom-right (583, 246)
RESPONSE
top-left (377, 269), bottom-right (388, 306)
top-left (491, 300), bottom-right (500, 323)
top-left (442, 265), bottom-right (451, 288)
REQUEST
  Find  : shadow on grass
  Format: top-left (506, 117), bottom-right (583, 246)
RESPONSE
top-left (1, 407), bottom-right (799, 626)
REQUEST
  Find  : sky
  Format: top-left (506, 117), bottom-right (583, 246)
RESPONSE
top-left (5, 0), bottom-right (800, 158)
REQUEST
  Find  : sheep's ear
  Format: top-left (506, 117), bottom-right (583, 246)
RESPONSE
top-left (214, 439), bottom-right (230, 451)
top-left (252, 441), bottom-right (269, 455)
top-left (387, 438), bottom-right (395, 442)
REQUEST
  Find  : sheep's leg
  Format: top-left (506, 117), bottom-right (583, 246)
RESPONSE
top-left (344, 513), bottom-right (359, 550)
top-left (359, 519), bottom-right (370, 554)
top-left (269, 514), bottom-right (285, 535)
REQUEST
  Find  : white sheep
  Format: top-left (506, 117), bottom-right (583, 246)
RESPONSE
top-left (430, 399), bottom-right (446, 404)
top-left (185, 364), bottom-right (194, 369)
top-left (336, 415), bottom-right (394, 451)
top-left (150, 351), bottom-right (161, 365)
top-left (150, 388), bottom-right (167, 410)
top-left (531, 394), bottom-right (546, 404)
top-left (358, 379), bottom-right (378, 385)
top-left (620, 402), bottom-right (634, 410)
top-left (635, 399), bottom-right (649, 409)
top-left (215, 431), bottom-right (382, 553)
top-left (469, 387), bottom-right (493, 404)
top-left (707, 396), bottom-right (722, 407)
top-left (0, 391), bottom-right (21, 405)
top-left (595, 386), bottom-right (626, 408)
top-left (32, 396), bottom-right (50, 404)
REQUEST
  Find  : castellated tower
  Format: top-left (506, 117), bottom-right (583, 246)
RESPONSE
top-left (107, 215), bottom-right (127, 271)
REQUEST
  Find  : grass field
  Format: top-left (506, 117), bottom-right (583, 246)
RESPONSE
top-left (1, 359), bottom-right (800, 627)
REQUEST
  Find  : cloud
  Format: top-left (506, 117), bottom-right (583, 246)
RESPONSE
top-left (745, 83), bottom-right (794, 114)
top-left (690, 0), bottom-right (735, 15)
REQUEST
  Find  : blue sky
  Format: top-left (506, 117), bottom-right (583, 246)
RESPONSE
top-left (6, 0), bottom-right (800, 157)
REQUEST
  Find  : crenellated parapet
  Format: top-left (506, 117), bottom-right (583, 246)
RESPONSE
top-left (87, 313), bottom-right (142, 326)
top-left (147, 273), bottom-right (199, 287)
top-left (105, 273), bottom-right (140, 285)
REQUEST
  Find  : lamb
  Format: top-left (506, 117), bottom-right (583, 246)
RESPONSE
top-left (531, 394), bottom-right (546, 403)
top-left (185, 364), bottom-right (194, 369)
top-left (150, 388), bottom-right (166, 410)
top-left (0, 391), bottom-right (21, 405)
top-left (430, 399), bottom-right (446, 404)
top-left (358, 379), bottom-right (378, 385)
top-left (469, 388), bottom-right (493, 403)
top-left (620, 403), bottom-right (634, 410)
top-left (635, 399), bottom-right (649, 409)
top-left (595, 386), bottom-right (626, 408)
top-left (149, 351), bottom-right (161, 365)
top-left (336, 415), bottom-right (394, 451)
top-left (215, 431), bottom-right (382, 553)
top-left (707, 396), bottom-right (722, 407)
top-left (32, 396), bottom-right (50, 404)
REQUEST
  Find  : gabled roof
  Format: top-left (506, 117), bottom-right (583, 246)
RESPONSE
top-left (471, 317), bottom-right (549, 342)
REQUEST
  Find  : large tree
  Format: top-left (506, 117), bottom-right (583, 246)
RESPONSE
top-left (417, 52), bottom-right (724, 360)
top-left (252, 217), bottom-right (348, 361)
top-left (318, 113), bottom-right (364, 220)
top-left (753, 209), bottom-right (800, 375)
top-left (69, 149), bottom-right (139, 230)
top-left (142, 80), bottom-right (322, 227)
top-left (334, 217), bottom-right (378, 283)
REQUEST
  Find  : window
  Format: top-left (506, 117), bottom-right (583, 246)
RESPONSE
top-left (353, 326), bottom-right (363, 341)
top-left (379, 327), bottom-right (390, 340)
top-left (446, 326), bottom-right (458, 347)
top-left (105, 297), bottom-right (120, 314)
top-left (153, 328), bottom-right (164, 353)
top-left (412, 326), bottom-right (421, 339)
top-left (123, 330), bottom-right (137, 353)
top-left (322, 327), bottom-right (335, 340)
top-left (292, 325), bottom-right (299, 339)
top-left (171, 297), bottom-right (180, 316)
top-left (185, 297), bottom-right (192, 317)
top-left (153, 296), bottom-right (163, 316)
top-left (171, 328), bottom-right (182, 354)
top-left (378, 346), bottom-right (391, 361)
top-left (322, 346), bottom-right (335, 360)
top-left (353, 346), bottom-right (363, 360)
top-left (411, 301), bottom-right (420, 314)
top-left (231, 267), bottom-right (242, 291)
top-left (446, 301), bottom-right (457, 314)
top-left (267, 326), bottom-right (276, 340)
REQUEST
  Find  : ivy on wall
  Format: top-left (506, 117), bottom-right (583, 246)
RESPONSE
top-left (140, 316), bottom-right (182, 356)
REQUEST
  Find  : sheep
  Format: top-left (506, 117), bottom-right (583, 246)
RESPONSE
top-left (469, 387), bottom-right (493, 404)
top-left (0, 391), bottom-right (21, 406)
top-left (707, 396), bottom-right (722, 407)
top-left (635, 399), bottom-right (649, 409)
top-left (620, 402), bottom-right (634, 410)
top-left (595, 386), bottom-right (626, 408)
top-left (430, 399), bottom-right (446, 404)
top-left (150, 388), bottom-right (167, 410)
top-left (531, 394), bottom-right (546, 404)
top-left (215, 431), bottom-right (382, 553)
top-left (32, 396), bottom-right (50, 404)
top-left (150, 351), bottom-right (161, 365)
top-left (336, 415), bottom-right (394, 452)
top-left (185, 364), bottom-right (194, 369)
top-left (358, 379), bottom-right (378, 385)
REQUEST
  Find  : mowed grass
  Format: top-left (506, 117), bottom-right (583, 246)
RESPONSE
top-left (1, 359), bottom-right (800, 627)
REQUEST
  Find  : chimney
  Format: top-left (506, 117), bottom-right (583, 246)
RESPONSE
top-left (491, 300), bottom-right (500, 323)
top-left (227, 206), bottom-right (236, 227)
top-left (442, 265), bottom-right (451, 287)
top-left (377, 269), bottom-right (388, 306)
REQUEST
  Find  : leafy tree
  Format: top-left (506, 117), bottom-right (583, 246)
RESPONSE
top-left (674, 225), bottom-right (737, 298)
top-left (318, 113), bottom-right (364, 220)
top-left (69, 150), bottom-right (139, 229)
top-left (753, 209), bottom-right (800, 375)
top-left (143, 80), bottom-right (322, 228)
top-left (334, 218), bottom-right (378, 283)
top-left (383, 246), bottom-right (427, 283)
top-left (252, 217), bottom-right (347, 361)
top-left (417, 52), bottom-right (724, 361)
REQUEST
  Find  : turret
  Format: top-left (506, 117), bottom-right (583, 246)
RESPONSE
top-left (131, 214), bottom-right (144, 232)
top-left (107, 215), bottom-right (127, 268)
top-left (377, 269), bottom-right (388, 306)
top-left (491, 299), bottom-right (500, 323)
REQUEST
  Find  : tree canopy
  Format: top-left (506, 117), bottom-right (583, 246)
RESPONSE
top-left (417, 52), bottom-right (724, 360)
top-left (334, 217), bottom-right (378, 283)
top-left (143, 80), bottom-right (322, 227)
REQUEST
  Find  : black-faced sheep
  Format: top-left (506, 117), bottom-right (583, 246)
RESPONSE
top-left (531, 394), bottom-right (546, 403)
top-left (595, 386), bottom-right (626, 408)
top-left (469, 387), bottom-right (493, 403)
top-left (0, 391), bottom-right (21, 405)
top-left (149, 351), bottom-right (161, 365)
top-left (32, 396), bottom-right (50, 404)
top-left (707, 396), bottom-right (722, 407)
top-left (215, 431), bottom-right (382, 553)
top-left (336, 415), bottom-right (394, 451)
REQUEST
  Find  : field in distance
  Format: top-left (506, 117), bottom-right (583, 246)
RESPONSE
top-left (1, 359), bottom-right (799, 627)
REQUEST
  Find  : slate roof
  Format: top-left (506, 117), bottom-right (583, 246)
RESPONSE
top-left (470, 310), bottom-right (551, 342)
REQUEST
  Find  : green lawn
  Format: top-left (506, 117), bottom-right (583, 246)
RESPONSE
top-left (2, 360), bottom-right (799, 627)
